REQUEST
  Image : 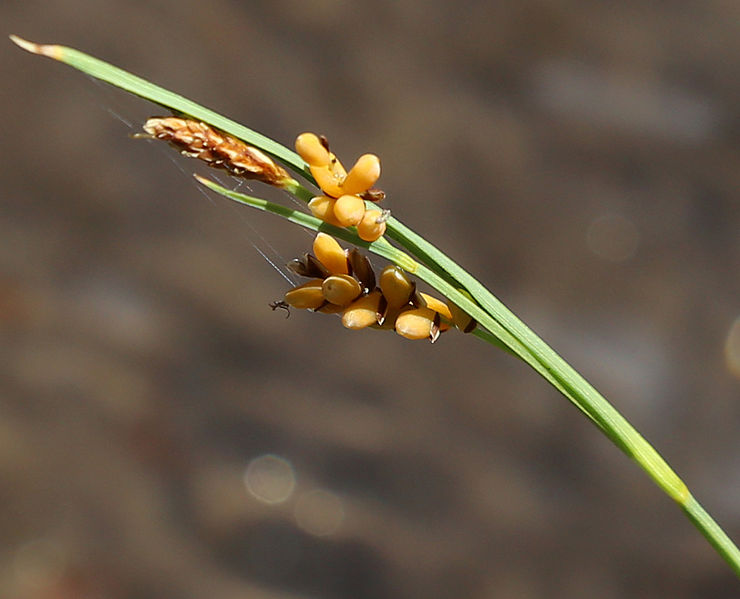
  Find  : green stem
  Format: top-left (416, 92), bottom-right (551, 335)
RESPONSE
top-left (387, 220), bottom-right (689, 496)
top-left (683, 496), bottom-right (740, 578)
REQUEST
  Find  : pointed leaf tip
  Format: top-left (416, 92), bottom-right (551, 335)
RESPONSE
top-left (9, 35), bottom-right (35, 51)
top-left (9, 35), bottom-right (62, 59)
top-left (193, 174), bottom-right (218, 191)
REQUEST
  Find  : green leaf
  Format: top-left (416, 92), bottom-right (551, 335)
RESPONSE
top-left (9, 35), bottom-right (311, 181)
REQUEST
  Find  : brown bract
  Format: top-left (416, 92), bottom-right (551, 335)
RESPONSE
top-left (142, 117), bottom-right (293, 187)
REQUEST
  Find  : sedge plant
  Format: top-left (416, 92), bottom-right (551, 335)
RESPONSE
top-left (10, 35), bottom-right (740, 578)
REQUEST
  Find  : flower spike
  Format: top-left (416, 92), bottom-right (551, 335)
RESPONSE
top-left (140, 117), bottom-right (295, 188)
top-left (295, 132), bottom-right (388, 242)
top-left (278, 234), bottom-right (453, 342)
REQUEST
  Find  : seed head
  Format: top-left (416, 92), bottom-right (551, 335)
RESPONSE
top-left (277, 234), bottom-right (453, 343)
top-left (295, 132), bottom-right (388, 242)
top-left (142, 117), bottom-right (294, 188)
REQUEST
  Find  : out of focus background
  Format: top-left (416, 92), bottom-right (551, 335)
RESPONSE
top-left (2, 2), bottom-right (739, 598)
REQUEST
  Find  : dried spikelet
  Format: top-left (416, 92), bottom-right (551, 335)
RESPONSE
top-left (141, 117), bottom-right (293, 188)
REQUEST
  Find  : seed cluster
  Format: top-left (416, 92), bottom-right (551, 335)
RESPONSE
top-left (141, 117), bottom-right (293, 188)
top-left (140, 118), bottom-right (476, 339)
top-left (295, 133), bottom-right (388, 242)
top-left (279, 233), bottom-right (463, 342)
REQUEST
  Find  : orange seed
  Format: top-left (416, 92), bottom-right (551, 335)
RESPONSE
top-left (342, 290), bottom-right (383, 329)
top-left (379, 265), bottom-right (415, 309)
top-left (394, 308), bottom-right (437, 341)
top-left (322, 274), bottom-right (362, 306)
top-left (417, 292), bottom-right (453, 321)
top-left (308, 196), bottom-right (342, 226)
top-left (295, 132), bottom-right (331, 167)
top-left (284, 279), bottom-right (326, 310)
top-left (341, 154), bottom-right (381, 195)
top-left (333, 194), bottom-right (366, 227)
top-left (447, 299), bottom-right (477, 333)
top-left (356, 209), bottom-right (387, 242)
top-left (312, 233), bottom-right (349, 275)
top-left (310, 159), bottom-right (346, 199)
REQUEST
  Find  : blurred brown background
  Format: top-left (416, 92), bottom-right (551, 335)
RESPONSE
top-left (2, 1), bottom-right (739, 598)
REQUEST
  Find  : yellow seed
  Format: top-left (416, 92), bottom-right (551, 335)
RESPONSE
top-left (312, 233), bottom-right (349, 275)
top-left (295, 132), bottom-right (331, 167)
top-left (310, 157), bottom-right (347, 198)
top-left (308, 196), bottom-right (342, 226)
top-left (379, 265), bottom-right (415, 309)
top-left (283, 279), bottom-right (326, 310)
top-left (417, 293), bottom-right (453, 321)
top-left (395, 308), bottom-right (436, 340)
top-left (342, 154), bottom-right (381, 195)
top-left (447, 299), bottom-right (477, 333)
top-left (356, 209), bottom-right (387, 242)
top-left (316, 302), bottom-right (345, 314)
top-left (322, 274), bottom-right (362, 306)
top-left (333, 194), bottom-right (366, 227)
top-left (342, 290), bottom-right (383, 329)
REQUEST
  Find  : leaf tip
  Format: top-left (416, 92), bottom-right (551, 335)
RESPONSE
top-left (193, 173), bottom-right (212, 187)
top-left (9, 35), bottom-right (62, 59)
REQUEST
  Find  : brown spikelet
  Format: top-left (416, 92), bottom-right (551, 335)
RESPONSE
top-left (141, 117), bottom-right (293, 188)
